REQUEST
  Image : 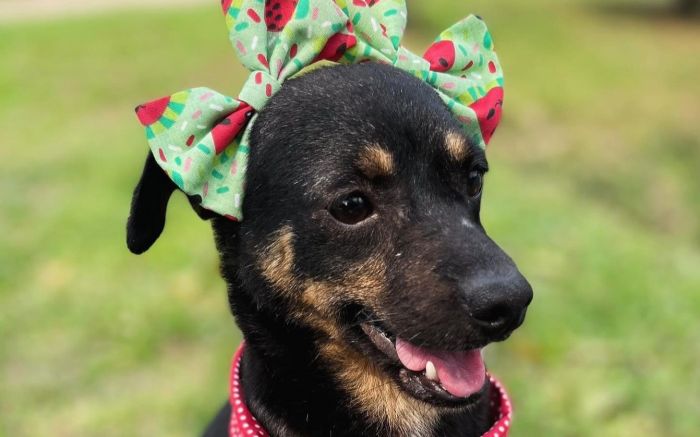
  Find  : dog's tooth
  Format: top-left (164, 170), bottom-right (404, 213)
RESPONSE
top-left (425, 361), bottom-right (438, 381)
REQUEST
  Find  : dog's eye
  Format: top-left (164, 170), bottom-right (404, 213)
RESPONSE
top-left (467, 170), bottom-right (484, 198)
top-left (329, 192), bottom-right (373, 225)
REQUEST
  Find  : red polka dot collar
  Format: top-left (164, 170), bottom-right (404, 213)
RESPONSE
top-left (229, 343), bottom-right (512, 437)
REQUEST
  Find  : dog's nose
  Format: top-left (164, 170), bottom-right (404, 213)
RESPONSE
top-left (462, 270), bottom-right (533, 338)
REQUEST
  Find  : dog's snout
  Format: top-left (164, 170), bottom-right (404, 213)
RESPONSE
top-left (462, 270), bottom-right (533, 337)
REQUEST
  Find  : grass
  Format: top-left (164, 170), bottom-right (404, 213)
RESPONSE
top-left (0, 0), bottom-right (698, 435)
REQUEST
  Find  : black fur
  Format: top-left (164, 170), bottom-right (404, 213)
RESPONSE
top-left (127, 153), bottom-right (176, 254)
top-left (128, 63), bottom-right (532, 437)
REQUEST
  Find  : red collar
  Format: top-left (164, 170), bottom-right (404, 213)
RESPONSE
top-left (229, 343), bottom-right (512, 437)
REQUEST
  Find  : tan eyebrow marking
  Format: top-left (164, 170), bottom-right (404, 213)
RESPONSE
top-left (356, 144), bottom-right (395, 179)
top-left (444, 131), bottom-right (469, 162)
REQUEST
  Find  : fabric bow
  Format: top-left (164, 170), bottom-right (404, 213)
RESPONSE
top-left (135, 0), bottom-right (504, 220)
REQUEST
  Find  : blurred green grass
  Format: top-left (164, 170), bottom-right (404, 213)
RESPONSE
top-left (0, 0), bottom-right (699, 435)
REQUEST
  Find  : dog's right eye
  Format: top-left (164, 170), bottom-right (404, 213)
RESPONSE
top-left (466, 170), bottom-right (484, 198)
top-left (329, 192), bottom-right (373, 225)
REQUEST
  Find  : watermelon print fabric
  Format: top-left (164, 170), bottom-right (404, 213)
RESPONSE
top-left (135, 0), bottom-right (505, 220)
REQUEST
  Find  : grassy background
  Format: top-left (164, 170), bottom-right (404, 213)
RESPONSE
top-left (1, 0), bottom-right (698, 435)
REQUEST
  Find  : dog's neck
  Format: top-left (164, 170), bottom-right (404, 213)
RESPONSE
top-left (231, 289), bottom-right (493, 437)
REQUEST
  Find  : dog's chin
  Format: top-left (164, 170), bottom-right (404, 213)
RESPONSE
top-left (352, 312), bottom-right (490, 409)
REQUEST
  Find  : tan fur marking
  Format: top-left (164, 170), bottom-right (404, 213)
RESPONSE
top-left (260, 232), bottom-right (436, 433)
top-left (258, 230), bottom-right (386, 339)
top-left (445, 131), bottom-right (469, 162)
top-left (356, 144), bottom-right (395, 179)
top-left (259, 230), bottom-right (337, 338)
top-left (301, 281), bottom-right (336, 317)
top-left (312, 259), bottom-right (440, 435)
top-left (259, 226), bottom-right (298, 294)
top-left (321, 342), bottom-right (439, 436)
top-left (302, 256), bottom-right (387, 314)
top-left (300, 257), bottom-right (387, 337)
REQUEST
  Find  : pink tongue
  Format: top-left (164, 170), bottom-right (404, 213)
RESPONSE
top-left (395, 338), bottom-right (485, 398)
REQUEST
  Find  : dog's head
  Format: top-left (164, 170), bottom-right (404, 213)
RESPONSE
top-left (128, 62), bottom-right (532, 431)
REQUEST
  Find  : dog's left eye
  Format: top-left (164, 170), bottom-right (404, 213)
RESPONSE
top-left (467, 170), bottom-right (484, 198)
top-left (329, 192), bottom-right (373, 225)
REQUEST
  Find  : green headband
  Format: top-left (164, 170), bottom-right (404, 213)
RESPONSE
top-left (135, 0), bottom-right (504, 220)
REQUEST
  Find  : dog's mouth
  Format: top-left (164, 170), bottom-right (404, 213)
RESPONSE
top-left (356, 313), bottom-right (487, 407)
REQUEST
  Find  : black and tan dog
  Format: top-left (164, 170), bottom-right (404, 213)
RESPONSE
top-left (127, 63), bottom-right (532, 437)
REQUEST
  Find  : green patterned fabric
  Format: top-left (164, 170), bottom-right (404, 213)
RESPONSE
top-left (135, 0), bottom-right (504, 220)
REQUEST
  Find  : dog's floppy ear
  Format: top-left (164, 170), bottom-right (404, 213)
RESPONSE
top-left (126, 154), bottom-right (176, 254)
top-left (126, 154), bottom-right (216, 254)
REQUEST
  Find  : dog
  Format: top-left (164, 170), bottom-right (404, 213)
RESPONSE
top-left (127, 62), bottom-right (533, 437)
